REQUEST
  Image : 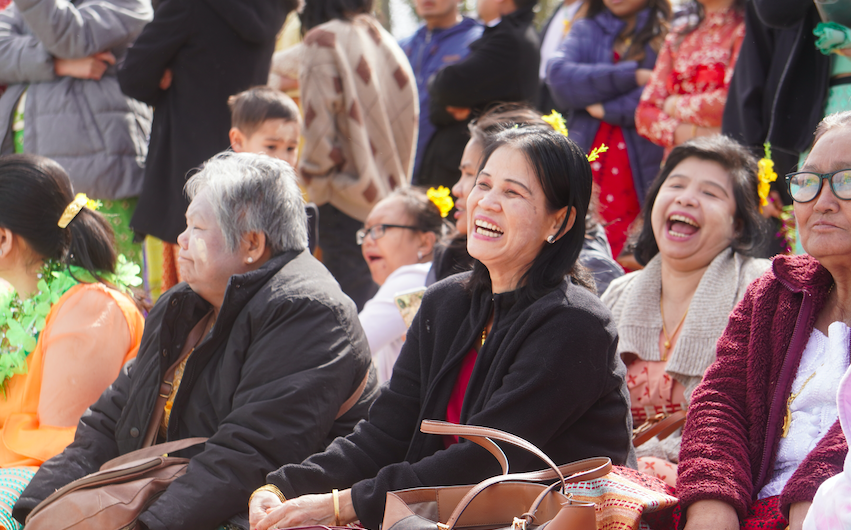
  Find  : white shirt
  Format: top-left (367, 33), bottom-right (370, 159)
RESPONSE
top-left (359, 262), bottom-right (431, 384)
top-left (539, 1), bottom-right (585, 80)
top-left (758, 321), bottom-right (850, 499)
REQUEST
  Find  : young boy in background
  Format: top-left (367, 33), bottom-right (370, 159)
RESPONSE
top-left (228, 86), bottom-right (301, 167)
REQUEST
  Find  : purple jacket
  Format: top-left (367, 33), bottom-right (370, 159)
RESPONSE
top-left (678, 254), bottom-right (848, 521)
top-left (545, 9), bottom-right (663, 201)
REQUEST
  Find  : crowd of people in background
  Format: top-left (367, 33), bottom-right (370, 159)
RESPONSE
top-left (0, 0), bottom-right (851, 528)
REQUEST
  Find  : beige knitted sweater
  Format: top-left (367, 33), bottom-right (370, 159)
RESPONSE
top-left (602, 248), bottom-right (770, 401)
top-left (299, 15), bottom-right (418, 222)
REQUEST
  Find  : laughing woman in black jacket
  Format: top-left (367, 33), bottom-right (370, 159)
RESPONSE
top-left (250, 127), bottom-right (635, 530)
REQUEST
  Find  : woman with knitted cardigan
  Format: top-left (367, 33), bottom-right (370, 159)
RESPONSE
top-left (602, 135), bottom-right (769, 487)
top-left (676, 113), bottom-right (851, 529)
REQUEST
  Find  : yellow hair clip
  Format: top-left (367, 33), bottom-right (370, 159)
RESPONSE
top-left (57, 193), bottom-right (101, 229)
top-left (427, 186), bottom-right (454, 218)
top-left (757, 142), bottom-right (777, 213)
top-left (542, 110), bottom-right (569, 137)
top-left (587, 144), bottom-right (609, 163)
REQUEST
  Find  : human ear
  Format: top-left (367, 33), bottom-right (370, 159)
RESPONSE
top-left (0, 227), bottom-right (12, 259)
top-left (241, 231), bottom-right (267, 264)
top-left (548, 206), bottom-right (576, 243)
top-left (419, 231), bottom-right (438, 258)
top-left (229, 128), bottom-right (246, 153)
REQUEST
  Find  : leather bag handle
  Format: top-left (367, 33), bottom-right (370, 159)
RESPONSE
top-left (632, 410), bottom-right (686, 447)
top-left (101, 437), bottom-right (208, 470)
top-left (442, 457), bottom-right (612, 530)
top-left (420, 420), bottom-right (562, 480)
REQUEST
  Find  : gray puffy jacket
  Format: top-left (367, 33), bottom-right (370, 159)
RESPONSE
top-left (0, 0), bottom-right (153, 199)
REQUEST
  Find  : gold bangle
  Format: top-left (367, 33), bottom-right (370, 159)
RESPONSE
top-left (332, 488), bottom-right (341, 526)
top-left (249, 484), bottom-right (286, 506)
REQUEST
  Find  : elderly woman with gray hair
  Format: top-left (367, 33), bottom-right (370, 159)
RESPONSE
top-left (11, 152), bottom-right (377, 530)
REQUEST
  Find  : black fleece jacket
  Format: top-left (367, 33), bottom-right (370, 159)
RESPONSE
top-left (267, 272), bottom-right (635, 530)
top-left (14, 250), bottom-right (377, 530)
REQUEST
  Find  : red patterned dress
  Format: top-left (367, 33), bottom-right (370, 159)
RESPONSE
top-left (589, 51), bottom-right (640, 260)
top-left (635, 8), bottom-right (744, 150)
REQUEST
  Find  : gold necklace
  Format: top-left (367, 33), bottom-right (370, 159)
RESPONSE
top-left (781, 369), bottom-right (819, 438)
top-left (660, 298), bottom-right (688, 358)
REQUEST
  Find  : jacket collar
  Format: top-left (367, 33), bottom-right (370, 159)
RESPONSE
top-left (417, 16), bottom-right (479, 39)
top-left (771, 254), bottom-right (833, 293)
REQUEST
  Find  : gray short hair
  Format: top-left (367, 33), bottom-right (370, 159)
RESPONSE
top-left (185, 152), bottom-right (308, 255)
top-left (813, 110), bottom-right (851, 148)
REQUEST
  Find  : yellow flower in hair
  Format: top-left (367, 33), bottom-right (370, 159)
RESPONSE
top-left (427, 186), bottom-right (454, 218)
top-left (542, 110), bottom-right (568, 137)
top-left (757, 142), bottom-right (777, 213)
top-left (587, 144), bottom-right (609, 163)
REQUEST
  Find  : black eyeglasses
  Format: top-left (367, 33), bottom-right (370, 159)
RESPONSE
top-left (356, 224), bottom-right (421, 245)
top-left (786, 169), bottom-right (851, 203)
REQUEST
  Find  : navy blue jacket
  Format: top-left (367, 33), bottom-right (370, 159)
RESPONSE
top-left (400, 17), bottom-right (483, 178)
top-left (546, 9), bottom-right (664, 201)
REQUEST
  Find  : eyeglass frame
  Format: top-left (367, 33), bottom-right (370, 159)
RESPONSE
top-left (356, 224), bottom-right (422, 245)
top-left (785, 168), bottom-right (851, 203)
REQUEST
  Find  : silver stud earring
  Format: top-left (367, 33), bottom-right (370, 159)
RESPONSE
top-left (546, 235), bottom-right (555, 244)
top-left (417, 251), bottom-right (423, 260)
top-left (247, 257), bottom-right (254, 263)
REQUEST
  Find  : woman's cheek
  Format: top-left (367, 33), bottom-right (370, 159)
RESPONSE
top-left (193, 237), bottom-right (209, 264)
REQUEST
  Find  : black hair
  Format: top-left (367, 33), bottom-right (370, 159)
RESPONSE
top-left (466, 127), bottom-right (594, 300)
top-left (468, 103), bottom-right (550, 151)
top-left (631, 135), bottom-right (768, 266)
top-left (585, 0), bottom-right (671, 61)
top-left (0, 154), bottom-right (116, 277)
top-left (300, 0), bottom-right (373, 33)
top-left (386, 187), bottom-right (444, 237)
top-left (677, 0), bottom-right (744, 37)
top-left (228, 86), bottom-right (301, 137)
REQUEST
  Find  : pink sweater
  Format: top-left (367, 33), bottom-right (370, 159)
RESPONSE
top-left (677, 254), bottom-right (848, 520)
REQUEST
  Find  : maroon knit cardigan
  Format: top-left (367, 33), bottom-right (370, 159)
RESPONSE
top-left (677, 254), bottom-right (848, 521)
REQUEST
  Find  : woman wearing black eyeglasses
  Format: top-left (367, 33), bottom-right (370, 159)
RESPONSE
top-left (357, 188), bottom-right (443, 383)
top-left (676, 111), bottom-right (851, 530)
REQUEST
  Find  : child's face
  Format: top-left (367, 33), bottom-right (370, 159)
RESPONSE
top-left (231, 118), bottom-right (300, 167)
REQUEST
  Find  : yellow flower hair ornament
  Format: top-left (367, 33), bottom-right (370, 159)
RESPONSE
top-left (427, 186), bottom-right (454, 218)
top-left (757, 141), bottom-right (778, 213)
top-left (587, 144), bottom-right (609, 163)
top-left (542, 110), bottom-right (569, 137)
top-left (57, 193), bottom-right (102, 228)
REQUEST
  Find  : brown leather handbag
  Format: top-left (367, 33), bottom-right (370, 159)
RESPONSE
top-left (23, 437), bottom-right (207, 530)
top-left (381, 421), bottom-right (611, 530)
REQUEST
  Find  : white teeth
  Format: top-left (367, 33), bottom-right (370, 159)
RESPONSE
top-left (668, 214), bottom-right (699, 227)
top-left (475, 227), bottom-right (501, 238)
top-left (668, 230), bottom-right (690, 238)
top-left (474, 219), bottom-right (503, 233)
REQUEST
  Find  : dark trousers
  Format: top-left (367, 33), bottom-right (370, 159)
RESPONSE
top-left (317, 203), bottom-right (378, 311)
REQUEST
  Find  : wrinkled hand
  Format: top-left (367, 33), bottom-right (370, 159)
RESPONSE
top-left (586, 103), bottom-right (604, 119)
top-left (635, 68), bottom-right (653, 86)
top-left (446, 106), bottom-right (471, 121)
top-left (663, 95), bottom-right (679, 118)
top-left (683, 499), bottom-right (739, 530)
top-left (253, 493), bottom-right (335, 530)
top-left (249, 490), bottom-right (285, 530)
top-left (761, 190), bottom-right (783, 219)
top-left (53, 51), bottom-right (116, 80)
top-left (838, 46), bottom-right (851, 58)
top-left (159, 68), bottom-right (173, 90)
top-left (787, 501), bottom-right (811, 530)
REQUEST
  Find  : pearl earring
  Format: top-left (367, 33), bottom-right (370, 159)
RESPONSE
top-left (546, 235), bottom-right (555, 244)
top-left (247, 257), bottom-right (254, 263)
top-left (417, 251), bottom-right (423, 260)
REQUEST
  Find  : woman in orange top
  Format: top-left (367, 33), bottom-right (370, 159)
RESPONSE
top-left (0, 154), bottom-right (143, 529)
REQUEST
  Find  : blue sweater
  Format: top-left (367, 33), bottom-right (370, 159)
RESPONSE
top-left (400, 17), bottom-right (483, 177)
top-left (546, 9), bottom-right (664, 201)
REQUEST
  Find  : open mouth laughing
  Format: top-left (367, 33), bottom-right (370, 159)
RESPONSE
top-left (666, 213), bottom-right (700, 239)
top-left (474, 218), bottom-right (504, 238)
